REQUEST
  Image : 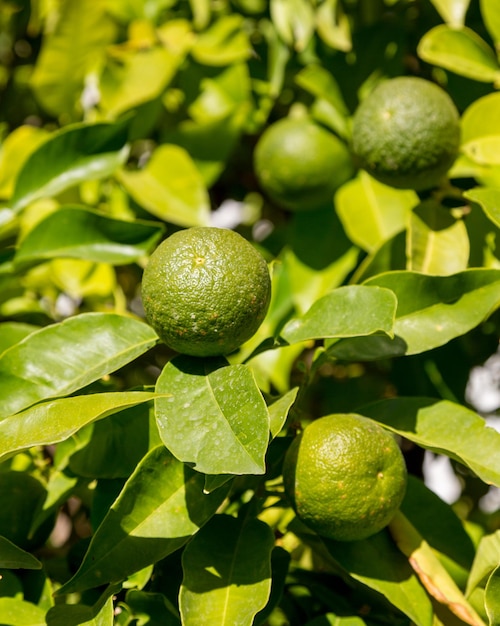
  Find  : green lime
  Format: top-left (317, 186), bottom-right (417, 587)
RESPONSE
top-left (254, 116), bottom-right (354, 211)
top-left (351, 76), bottom-right (460, 190)
top-left (283, 414), bottom-right (407, 542)
top-left (141, 227), bottom-right (271, 357)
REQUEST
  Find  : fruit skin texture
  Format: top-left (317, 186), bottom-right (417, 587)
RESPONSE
top-left (283, 414), bottom-right (407, 542)
top-left (254, 117), bottom-right (354, 211)
top-left (351, 76), bottom-right (460, 191)
top-left (141, 227), bottom-right (271, 357)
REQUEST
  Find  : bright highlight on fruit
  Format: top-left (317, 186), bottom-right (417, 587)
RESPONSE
top-left (351, 76), bottom-right (461, 191)
top-left (254, 116), bottom-right (354, 211)
top-left (141, 227), bottom-right (271, 357)
top-left (283, 413), bottom-right (407, 542)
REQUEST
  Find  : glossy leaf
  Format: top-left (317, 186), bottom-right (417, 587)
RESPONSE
top-left (30, 0), bottom-right (116, 117)
top-left (0, 126), bottom-right (49, 199)
top-left (14, 206), bottom-right (164, 268)
top-left (299, 526), bottom-right (433, 626)
top-left (464, 188), bottom-right (500, 229)
top-left (10, 120), bottom-right (130, 212)
top-left (179, 515), bottom-right (274, 626)
top-left (0, 536), bottom-right (42, 569)
top-left (429, 0), bottom-right (471, 27)
top-left (364, 269), bottom-right (500, 354)
top-left (362, 397), bottom-right (500, 486)
top-left (461, 93), bottom-right (500, 166)
top-left (155, 355), bottom-right (270, 475)
top-left (0, 392), bottom-right (159, 465)
top-left (117, 144), bottom-right (211, 227)
top-left (390, 512), bottom-right (486, 626)
top-left (280, 285), bottom-right (397, 344)
top-left (335, 172), bottom-right (417, 253)
top-left (485, 566), bottom-right (500, 626)
top-left (0, 313), bottom-right (158, 419)
top-left (417, 25), bottom-right (500, 83)
top-left (0, 598), bottom-right (47, 626)
top-left (191, 15), bottom-right (251, 65)
top-left (0, 322), bottom-right (38, 354)
top-left (56, 446), bottom-right (229, 595)
top-left (46, 594), bottom-right (114, 626)
top-left (407, 200), bottom-right (469, 275)
top-left (480, 0), bottom-right (500, 46)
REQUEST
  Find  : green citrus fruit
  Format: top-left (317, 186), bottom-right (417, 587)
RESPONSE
top-left (141, 226), bottom-right (271, 357)
top-left (351, 76), bottom-right (460, 190)
top-left (283, 414), bottom-right (407, 542)
top-left (254, 116), bottom-right (354, 211)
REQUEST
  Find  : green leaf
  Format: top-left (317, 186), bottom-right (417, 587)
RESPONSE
top-left (407, 200), bottom-right (469, 275)
top-left (270, 0), bottom-right (315, 52)
top-left (0, 536), bottom-right (42, 569)
top-left (117, 144), bottom-right (211, 227)
top-left (361, 397), bottom-right (500, 487)
top-left (389, 512), bottom-right (486, 626)
top-left (429, 0), bottom-right (471, 27)
top-left (315, 0), bottom-right (352, 53)
top-left (14, 206), bottom-right (164, 268)
top-left (100, 47), bottom-right (183, 118)
top-left (68, 401), bottom-right (162, 479)
top-left (30, 0), bottom-right (116, 117)
top-left (417, 25), bottom-right (500, 83)
top-left (155, 356), bottom-right (270, 475)
top-left (125, 590), bottom-right (180, 626)
top-left (464, 188), bottom-right (500, 229)
top-left (0, 598), bottom-right (47, 626)
top-left (460, 92), bottom-right (500, 166)
top-left (466, 531), bottom-right (500, 597)
top-left (480, 0), bottom-right (500, 48)
top-left (280, 285), bottom-right (397, 345)
top-left (0, 392), bottom-right (159, 465)
top-left (485, 566), bottom-right (500, 626)
top-left (10, 120), bottom-right (130, 212)
top-left (56, 446), bottom-right (229, 595)
top-left (364, 269), bottom-right (500, 355)
top-left (0, 322), bottom-right (38, 354)
top-left (46, 593), bottom-right (115, 626)
top-left (0, 313), bottom-right (158, 419)
top-left (179, 515), bottom-right (274, 626)
top-left (191, 15), bottom-right (251, 65)
top-left (335, 172), bottom-right (417, 253)
top-left (298, 525), bottom-right (433, 626)
top-left (269, 387), bottom-right (299, 438)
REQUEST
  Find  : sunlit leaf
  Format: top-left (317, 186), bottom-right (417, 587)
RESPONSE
top-left (10, 119), bottom-right (130, 213)
top-left (364, 269), bottom-right (500, 354)
top-left (362, 397), bottom-right (500, 487)
top-left (316, 0), bottom-right (352, 52)
top-left (56, 446), bottom-right (229, 595)
top-left (466, 531), bottom-right (500, 597)
top-left (464, 187), bottom-right (500, 229)
top-left (407, 200), bottom-right (469, 275)
top-left (480, 0), bottom-right (500, 48)
top-left (280, 285), bottom-right (396, 344)
top-left (270, 0), bottom-right (315, 52)
top-left (117, 144), bottom-right (211, 227)
top-left (14, 206), bottom-right (164, 268)
top-left (0, 313), bottom-right (158, 419)
top-left (335, 171), bottom-right (417, 253)
top-left (462, 93), bottom-right (500, 145)
top-left (191, 15), bottom-right (251, 65)
top-left (155, 355), bottom-right (270, 475)
top-left (390, 512), bottom-right (486, 626)
top-left (30, 0), bottom-right (116, 117)
top-left (0, 392), bottom-right (159, 465)
top-left (417, 25), bottom-right (500, 83)
top-left (485, 566), bottom-right (500, 626)
top-left (269, 387), bottom-right (299, 438)
top-left (46, 591), bottom-right (115, 626)
top-left (179, 515), bottom-right (274, 626)
top-left (0, 598), bottom-right (46, 626)
top-left (429, 0), bottom-right (471, 27)
top-left (0, 322), bottom-right (38, 355)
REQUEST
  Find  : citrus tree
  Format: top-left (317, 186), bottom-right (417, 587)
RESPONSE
top-left (2, 0), bottom-right (500, 624)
